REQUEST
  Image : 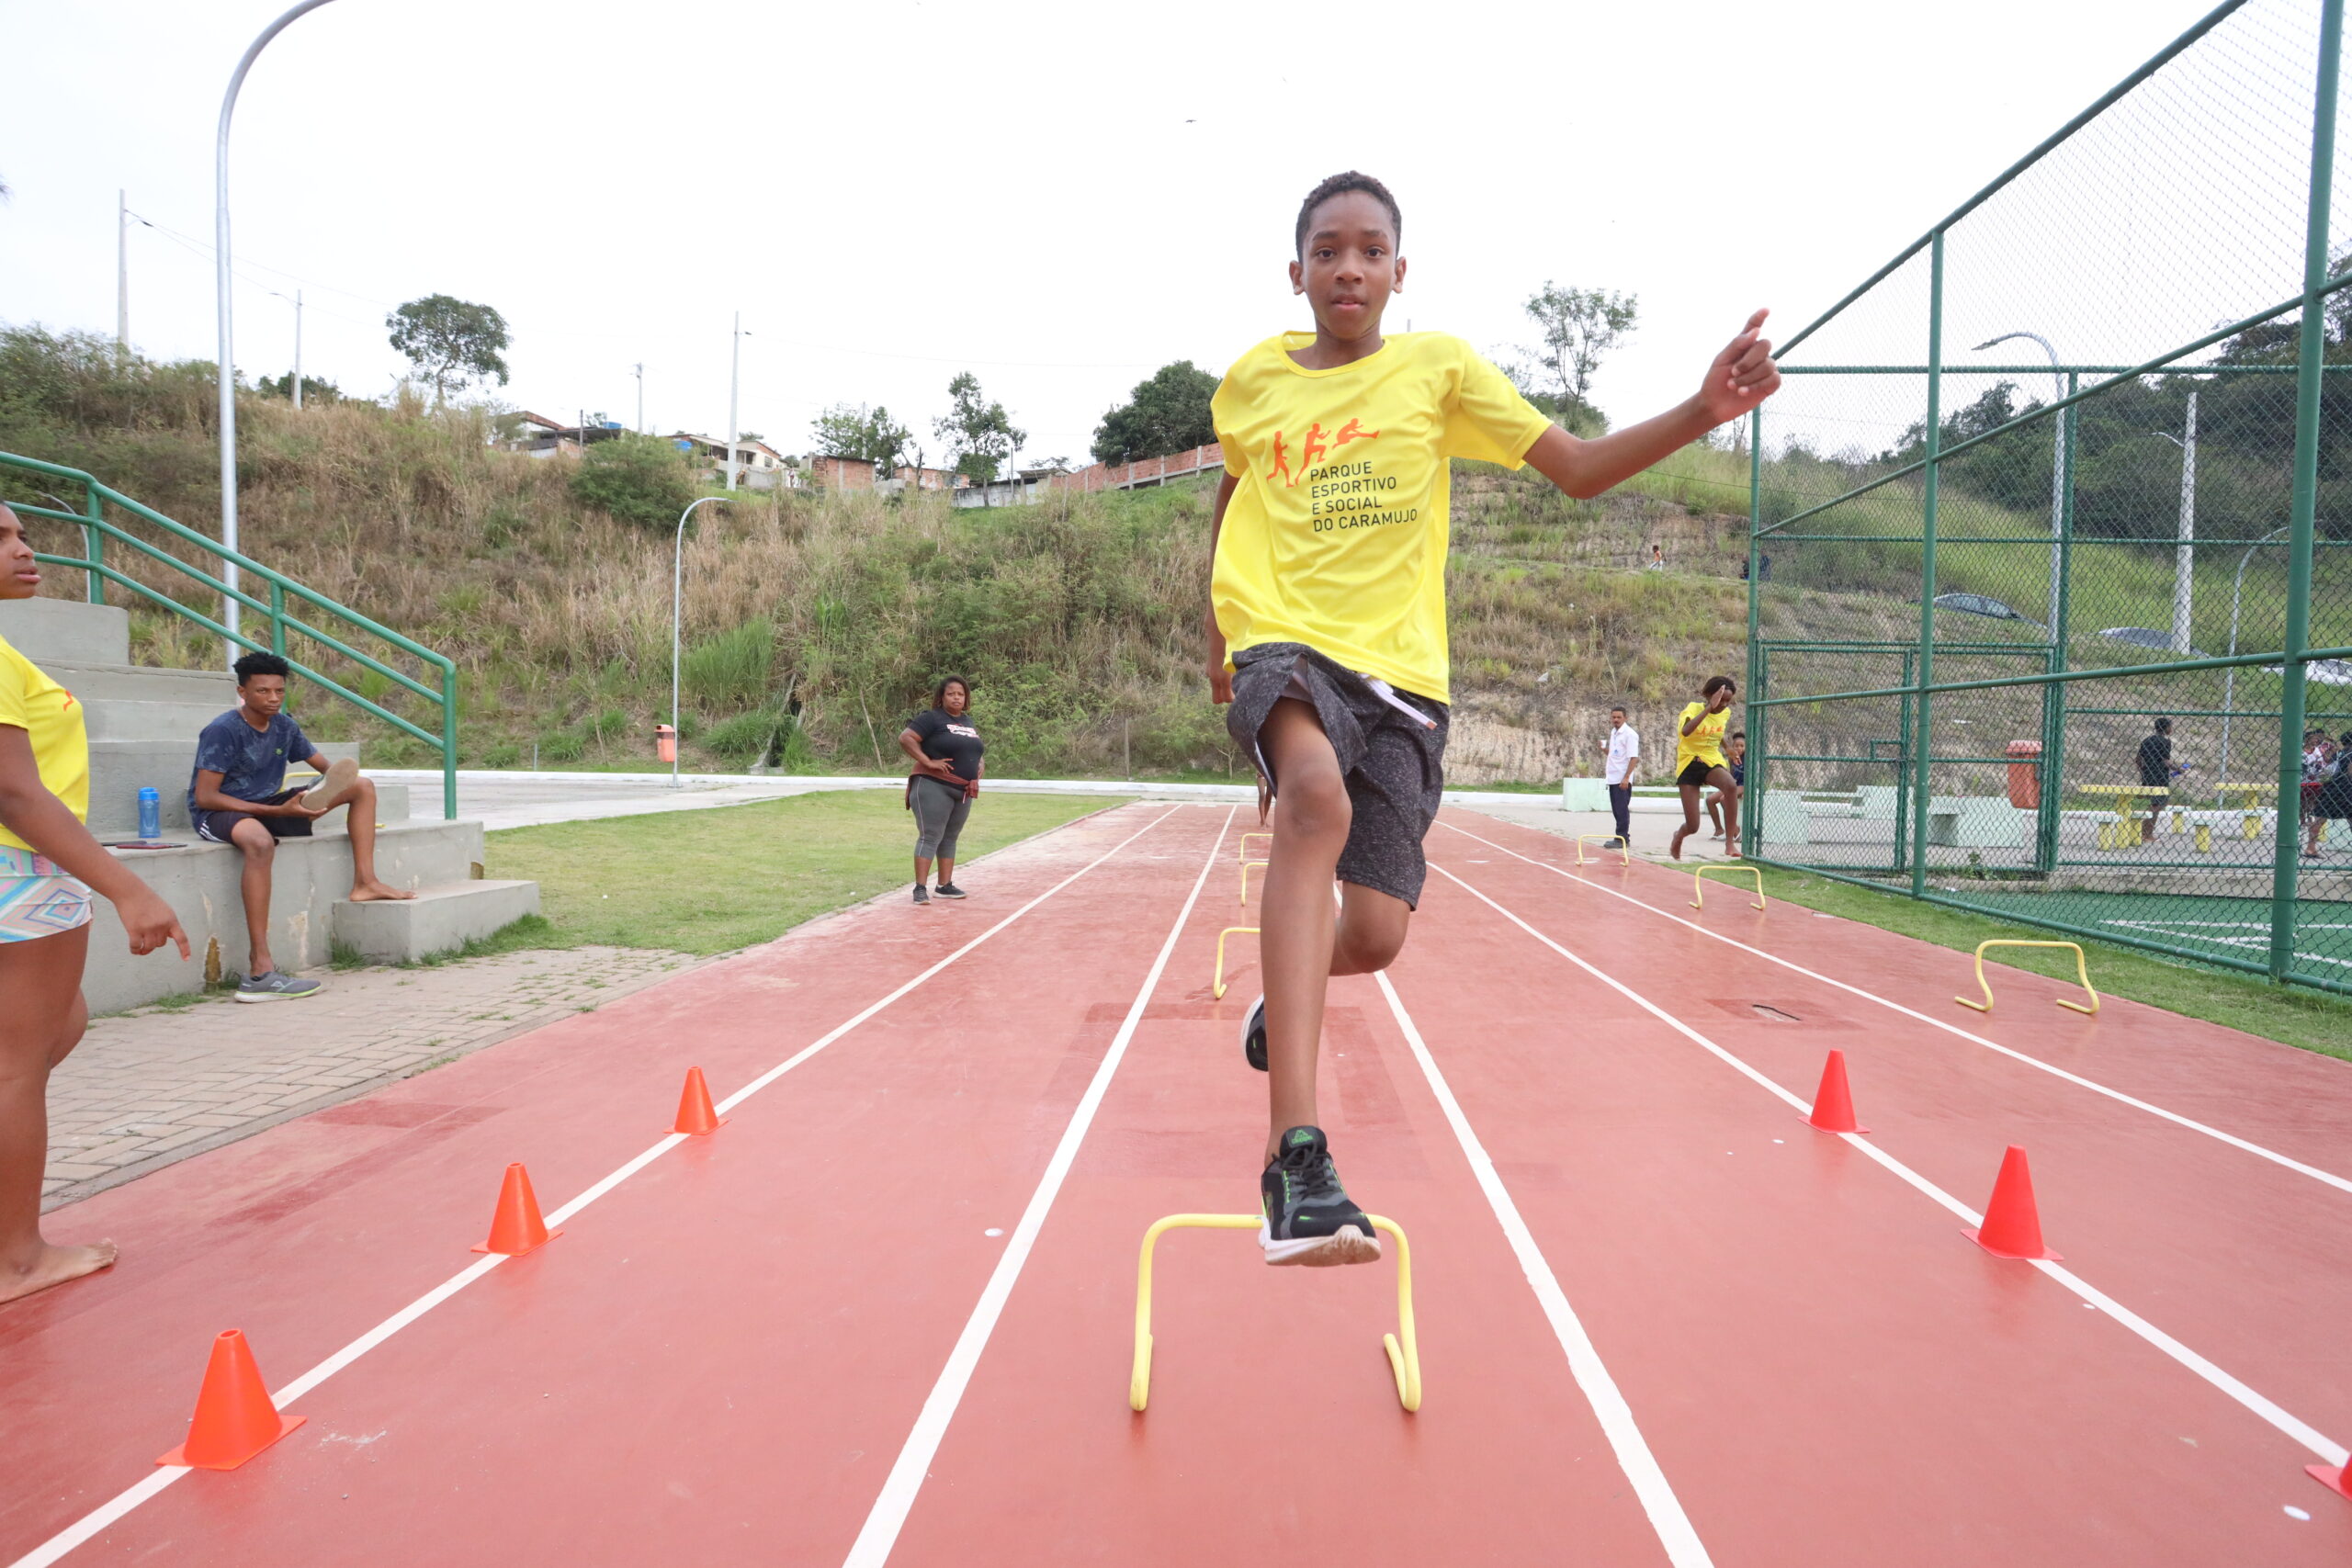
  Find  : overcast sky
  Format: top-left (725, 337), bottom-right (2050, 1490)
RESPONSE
top-left (0, 0), bottom-right (2266, 468)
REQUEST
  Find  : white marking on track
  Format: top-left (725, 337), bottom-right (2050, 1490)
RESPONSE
top-left (1427, 861), bottom-right (2352, 1472)
top-left (840, 807), bottom-right (1238, 1568)
top-left (7, 804), bottom-right (1193, 1568)
top-left (1439, 821), bottom-right (2352, 1198)
top-left (1371, 968), bottom-right (1716, 1568)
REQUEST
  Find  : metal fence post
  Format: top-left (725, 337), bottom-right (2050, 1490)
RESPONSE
top-left (1912, 231), bottom-right (1947, 900)
top-left (1743, 407), bottom-right (1765, 858)
top-left (2269, 0), bottom-right (2343, 981)
top-left (269, 581), bottom-right (288, 658)
top-left (441, 662), bottom-right (459, 821)
top-left (2036, 373), bottom-right (2079, 874)
top-left (79, 481), bottom-right (105, 605)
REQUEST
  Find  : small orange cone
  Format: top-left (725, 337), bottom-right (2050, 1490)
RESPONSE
top-left (671, 1066), bottom-right (728, 1136)
top-left (2310, 1455), bottom-right (2352, 1501)
top-left (1964, 1145), bottom-right (2062, 1260)
top-left (1804, 1050), bottom-right (1869, 1134)
top-left (471, 1162), bottom-right (561, 1256)
top-left (157, 1329), bottom-right (305, 1469)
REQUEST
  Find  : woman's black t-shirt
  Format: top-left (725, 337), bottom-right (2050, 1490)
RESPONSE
top-left (910, 708), bottom-right (984, 781)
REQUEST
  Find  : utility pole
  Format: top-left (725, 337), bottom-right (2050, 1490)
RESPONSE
top-left (727, 312), bottom-right (742, 491)
top-left (633, 361), bottom-right (644, 433)
top-left (2164, 389), bottom-right (2198, 653)
top-left (292, 288), bottom-right (303, 410)
top-left (117, 189), bottom-right (129, 361)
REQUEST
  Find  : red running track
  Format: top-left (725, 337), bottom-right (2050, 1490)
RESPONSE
top-left (2, 801), bottom-right (2347, 1565)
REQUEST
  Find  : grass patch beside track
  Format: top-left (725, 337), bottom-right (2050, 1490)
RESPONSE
top-left (1749, 865), bottom-right (2352, 1065)
top-left (482, 790), bottom-right (1119, 955)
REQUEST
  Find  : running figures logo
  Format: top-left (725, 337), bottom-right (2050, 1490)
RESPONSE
top-left (1261, 417), bottom-right (1418, 535)
top-left (1265, 419), bottom-right (1380, 488)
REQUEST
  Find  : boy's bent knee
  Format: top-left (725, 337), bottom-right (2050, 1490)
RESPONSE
top-left (1277, 768), bottom-right (1351, 842)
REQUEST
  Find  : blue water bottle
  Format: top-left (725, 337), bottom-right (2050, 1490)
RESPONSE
top-left (137, 787), bottom-right (161, 841)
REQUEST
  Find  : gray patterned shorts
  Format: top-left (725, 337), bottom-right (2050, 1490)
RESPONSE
top-left (1225, 642), bottom-right (1450, 909)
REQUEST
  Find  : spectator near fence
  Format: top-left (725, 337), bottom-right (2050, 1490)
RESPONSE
top-left (1602, 705), bottom-right (1640, 848)
top-left (2133, 716), bottom-right (2184, 842)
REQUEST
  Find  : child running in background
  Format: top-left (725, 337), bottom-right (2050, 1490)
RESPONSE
top-left (1670, 676), bottom-right (1741, 862)
top-left (1706, 729), bottom-right (1746, 840)
top-left (1206, 171), bottom-right (1780, 1264)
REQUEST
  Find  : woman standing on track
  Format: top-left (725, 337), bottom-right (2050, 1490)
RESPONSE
top-left (0, 502), bottom-right (188, 1304)
top-left (898, 676), bottom-right (983, 905)
top-left (1669, 674), bottom-right (1741, 862)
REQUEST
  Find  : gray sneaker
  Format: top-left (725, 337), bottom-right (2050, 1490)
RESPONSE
top-left (236, 969), bottom-right (324, 1003)
top-left (911, 884), bottom-right (930, 906)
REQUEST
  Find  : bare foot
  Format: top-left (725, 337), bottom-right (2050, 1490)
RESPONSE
top-left (0, 1240), bottom-right (119, 1305)
top-left (1669, 829), bottom-right (1688, 862)
top-left (1725, 848), bottom-right (1744, 861)
top-left (349, 881), bottom-right (417, 903)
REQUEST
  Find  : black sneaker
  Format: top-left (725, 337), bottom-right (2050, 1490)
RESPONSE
top-left (1259, 1125), bottom-right (1380, 1267)
top-left (933, 882), bottom-right (967, 899)
top-left (1240, 994), bottom-right (1268, 1072)
top-left (912, 884), bottom-right (930, 905)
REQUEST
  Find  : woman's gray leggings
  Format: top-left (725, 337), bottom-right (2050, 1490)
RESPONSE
top-left (912, 774), bottom-right (972, 861)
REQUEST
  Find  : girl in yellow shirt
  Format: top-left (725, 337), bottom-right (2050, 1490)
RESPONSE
top-left (1670, 674), bottom-right (1742, 861)
top-left (0, 503), bottom-right (188, 1304)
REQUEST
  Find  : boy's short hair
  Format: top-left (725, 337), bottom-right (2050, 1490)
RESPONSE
top-left (2154, 716), bottom-right (2173, 733)
top-left (233, 651), bottom-right (292, 685)
top-left (1730, 730), bottom-right (1747, 742)
top-left (1609, 705), bottom-right (1627, 716)
top-left (1295, 171), bottom-right (1401, 256)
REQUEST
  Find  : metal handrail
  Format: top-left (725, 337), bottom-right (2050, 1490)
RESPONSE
top-left (1, 451), bottom-right (458, 819)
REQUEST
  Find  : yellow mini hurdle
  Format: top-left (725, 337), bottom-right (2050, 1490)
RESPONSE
top-left (1690, 862), bottom-right (1765, 911)
top-left (1129, 1213), bottom-right (1419, 1413)
top-left (1212, 927), bottom-right (1259, 1000)
top-left (1240, 858), bottom-right (1268, 905)
top-left (1239, 831), bottom-right (1272, 863)
top-left (1575, 833), bottom-right (1631, 867)
top-left (1954, 939), bottom-right (2099, 1016)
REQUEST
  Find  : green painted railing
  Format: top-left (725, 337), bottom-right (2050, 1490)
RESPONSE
top-left (0, 450), bottom-right (458, 820)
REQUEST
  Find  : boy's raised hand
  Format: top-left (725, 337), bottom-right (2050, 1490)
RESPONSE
top-left (1696, 310), bottom-right (1781, 425)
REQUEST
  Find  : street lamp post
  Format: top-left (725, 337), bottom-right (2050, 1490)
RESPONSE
top-left (726, 313), bottom-right (750, 491)
top-left (1973, 332), bottom-right (2066, 631)
top-left (217, 0), bottom-right (340, 666)
top-left (2220, 524), bottom-right (2293, 787)
top-left (673, 495), bottom-right (734, 788)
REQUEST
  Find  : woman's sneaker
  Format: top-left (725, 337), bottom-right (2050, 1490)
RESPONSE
top-left (912, 884), bottom-right (930, 905)
top-left (1259, 1125), bottom-right (1380, 1266)
top-left (933, 882), bottom-right (967, 899)
top-left (1240, 995), bottom-right (1268, 1072)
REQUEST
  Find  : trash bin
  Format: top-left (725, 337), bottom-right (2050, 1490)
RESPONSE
top-left (2006, 740), bottom-right (2041, 809)
top-left (655, 723), bottom-right (677, 764)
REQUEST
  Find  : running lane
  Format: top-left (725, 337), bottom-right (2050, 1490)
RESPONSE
top-left (1375, 814), bottom-right (2351, 1564)
top-left (1430, 811), bottom-right (2352, 1442)
top-left (865, 846), bottom-right (1697, 1565)
top-left (1, 805), bottom-right (1225, 1566)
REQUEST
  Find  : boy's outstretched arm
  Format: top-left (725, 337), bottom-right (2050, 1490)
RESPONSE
top-left (1204, 470), bottom-right (1240, 705)
top-left (1523, 310), bottom-right (1781, 501)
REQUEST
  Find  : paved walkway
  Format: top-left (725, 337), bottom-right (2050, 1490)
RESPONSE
top-left (44, 946), bottom-right (698, 1211)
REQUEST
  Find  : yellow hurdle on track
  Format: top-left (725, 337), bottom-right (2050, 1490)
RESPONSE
top-left (1690, 863), bottom-right (1765, 911)
top-left (1212, 927), bottom-right (1259, 1000)
top-left (1575, 833), bottom-right (1630, 867)
top-left (1239, 859), bottom-right (1268, 905)
top-left (1239, 831), bottom-right (1272, 863)
top-left (1129, 1213), bottom-right (1419, 1414)
top-left (1954, 939), bottom-right (2099, 1016)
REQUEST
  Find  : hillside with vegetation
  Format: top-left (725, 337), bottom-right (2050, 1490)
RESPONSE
top-left (7, 324), bottom-right (2330, 793)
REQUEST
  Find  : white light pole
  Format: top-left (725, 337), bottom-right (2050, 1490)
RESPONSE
top-left (2220, 524), bottom-right (2293, 787)
top-left (117, 189), bottom-right (130, 361)
top-left (673, 495), bottom-right (734, 788)
top-left (1973, 332), bottom-right (2066, 632)
top-left (268, 287), bottom-right (304, 408)
top-left (726, 313), bottom-right (748, 491)
top-left (218, 0), bottom-right (340, 665)
top-left (2154, 389), bottom-right (2199, 654)
top-left (632, 361), bottom-right (644, 433)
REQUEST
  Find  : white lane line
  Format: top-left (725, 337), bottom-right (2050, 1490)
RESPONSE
top-left (1429, 861), bottom-right (2352, 1472)
top-left (1371, 967), bottom-right (1714, 1568)
top-left (1440, 821), bottom-right (2352, 1198)
top-left (841, 807), bottom-right (1237, 1568)
top-left (8, 805), bottom-right (1193, 1568)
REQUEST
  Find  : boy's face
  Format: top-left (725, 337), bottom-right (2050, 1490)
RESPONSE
top-left (1289, 191), bottom-right (1402, 344)
top-left (240, 673), bottom-right (288, 719)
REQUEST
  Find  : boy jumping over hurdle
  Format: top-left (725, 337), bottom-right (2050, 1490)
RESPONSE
top-left (1208, 171), bottom-right (1779, 1264)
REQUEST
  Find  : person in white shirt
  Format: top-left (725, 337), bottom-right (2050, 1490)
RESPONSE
top-left (1603, 705), bottom-right (1640, 848)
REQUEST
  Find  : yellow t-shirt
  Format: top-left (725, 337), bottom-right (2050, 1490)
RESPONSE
top-left (1676, 701), bottom-right (1729, 773)
top-left (1210, 332), bottom-right (1553, 704)
top-left (0, 632), bottom-right (89, 851)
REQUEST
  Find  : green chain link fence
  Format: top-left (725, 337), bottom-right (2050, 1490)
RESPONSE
top-left (1743, 0), bottom-right (2352, 993)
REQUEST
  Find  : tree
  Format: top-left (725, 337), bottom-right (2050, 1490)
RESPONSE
top-left (1521, 282), bottom-right (1638, 423)
top-left (569, 434), bottom-right (695, 528)
top-left (810, 402), bottom-right (911, 470)
top-left (933, 371), bottom-right (1027, 491)
top-left (1091, 360), bottom-right (1218, 466)
top-left (257, 371), bottom-right (346, 403)
top-left (386, 294), bottom-right (510, 402)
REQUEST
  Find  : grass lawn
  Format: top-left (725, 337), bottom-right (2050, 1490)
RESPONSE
top-left (1749, 864), bottom-right (2352, 1064)
top-left (476, 790), bottom-right (1118, 956)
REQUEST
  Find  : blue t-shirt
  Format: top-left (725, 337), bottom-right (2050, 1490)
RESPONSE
top-left (188, 709), bottom-right (312, 814)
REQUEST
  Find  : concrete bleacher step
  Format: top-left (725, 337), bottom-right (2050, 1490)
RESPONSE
top-left (334, 880), bottom-right (540, 964)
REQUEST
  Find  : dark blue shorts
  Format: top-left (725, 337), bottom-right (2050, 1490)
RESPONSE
top-left (194, 787), bottom-right (311, 845)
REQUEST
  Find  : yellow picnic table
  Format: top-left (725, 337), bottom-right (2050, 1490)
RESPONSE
top-left (2215, 781), bottom-right (2276, 840)
top-left (2075, 784), bottom-right (2173, 849)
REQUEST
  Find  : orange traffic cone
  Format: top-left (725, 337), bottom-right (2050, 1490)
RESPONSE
top-left (2311, 1455), bottom-right (2352, 1501)
top-left (1804, 1050), bottom-right (1869, 1134)
top-left (157, 1329), bottom-right (305, 1469)
top-left (671, 1066), bottom-right (728, 1136)
top-left (471, 1162), bottom-right (561, 1256)
top-left (1964, 1145), bottom-right (2062, 1260)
